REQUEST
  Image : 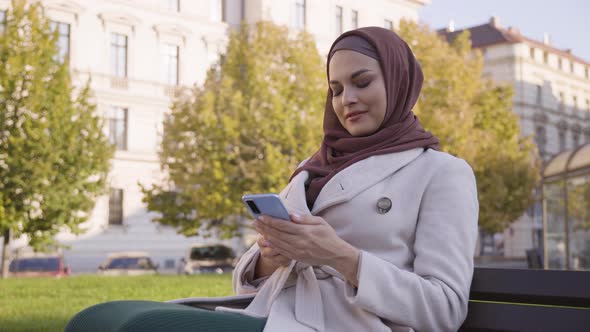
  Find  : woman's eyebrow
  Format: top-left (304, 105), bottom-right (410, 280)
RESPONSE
top-left (329, 69), bottom-right (372, 84)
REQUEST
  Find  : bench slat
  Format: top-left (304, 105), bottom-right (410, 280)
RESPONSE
top-left (469, 268), bottom-right (590, 307)
top-left (460, 301), bottom-right (590, 332)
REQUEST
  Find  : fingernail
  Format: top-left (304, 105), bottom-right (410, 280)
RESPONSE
top-left (257, 216), bottom-right (264, 222)
top-left (291, 213), bottom-right (301, 221)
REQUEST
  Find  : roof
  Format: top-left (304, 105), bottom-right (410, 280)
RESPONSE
top-left (438, 18), bottom-right (590, 67)
top-left (544, 144), bottom-right (590, 179)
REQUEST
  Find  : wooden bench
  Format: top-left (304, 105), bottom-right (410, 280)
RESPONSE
top-left (460, 267), bottom-right (590, 332)
top-left (170, 267), bottom-right (590, 331)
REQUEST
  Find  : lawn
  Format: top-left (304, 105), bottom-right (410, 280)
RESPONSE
top-left (0, 274), bottom-right (233, 332)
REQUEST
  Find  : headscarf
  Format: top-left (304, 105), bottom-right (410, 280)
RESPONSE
top-left (291, 27), bottom-right (440, 209)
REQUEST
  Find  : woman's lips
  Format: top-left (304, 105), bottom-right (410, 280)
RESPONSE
top-left (346, 111), bottom-right (368, 121)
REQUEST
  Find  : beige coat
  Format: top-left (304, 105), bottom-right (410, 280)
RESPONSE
top-left (217, 148), bottom-right (479, 332)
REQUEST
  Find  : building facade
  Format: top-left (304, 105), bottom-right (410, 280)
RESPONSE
top-left (1, 0), bottom-right (428, 273)
top-left (440, 17), bottom-right (590, 258)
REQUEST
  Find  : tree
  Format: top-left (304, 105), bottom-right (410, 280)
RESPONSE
top-left (397, 20), bottom-right (541, 236)
top-left (0, 0), bottom-right (113, 278)
top-left (141, 22), bottom-right (325, 238)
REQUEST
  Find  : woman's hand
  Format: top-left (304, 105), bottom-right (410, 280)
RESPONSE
top-left (254, 214), bottom-right (360, 286)
top-left (254, 234), bottom-right (291, 279)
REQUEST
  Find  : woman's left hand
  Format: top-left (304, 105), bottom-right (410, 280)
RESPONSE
top-left (254, 214), bottom-right (360, 285)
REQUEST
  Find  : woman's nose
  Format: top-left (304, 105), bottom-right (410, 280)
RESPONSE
top-left (342, 87), bottom-right (358, 106)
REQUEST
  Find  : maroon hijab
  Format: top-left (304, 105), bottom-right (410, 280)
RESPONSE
top-left (291, 27), bottom-right (440, 209)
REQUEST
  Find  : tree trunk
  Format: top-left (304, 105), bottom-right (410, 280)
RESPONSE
top-left (1, 229), bottom-right (10, 279)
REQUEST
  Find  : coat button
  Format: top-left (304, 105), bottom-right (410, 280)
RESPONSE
top-left (376, 197), bottom-right (392, 214)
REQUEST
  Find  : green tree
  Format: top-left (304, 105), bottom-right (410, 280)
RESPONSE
top-left (398, 20), bottom-right (540, 236)
top-left (141, 22), bottom-right (324, 238)
top-left (0, 0), bottom-right (113, 278)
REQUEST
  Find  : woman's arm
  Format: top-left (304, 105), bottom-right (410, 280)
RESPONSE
top-left (342, 158), bottom-right (479, 332)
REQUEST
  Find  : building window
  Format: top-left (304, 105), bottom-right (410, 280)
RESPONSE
top-left (0, 10), bottom-right (6, 33)
top-left (558, 57), bottom-right (563, 70)
top-left (573, 96), bottom-right (578, 112)
top-left (108, 188), bottom-right (124, 226)
top-left (535, 126), bottom-right (547, 156)
top-left (558, 129), bottom-right (566, 151)
top-left (585, 130), bottom-right (590, 144)
top-left (294, 0), bottom-right (306, 30)
top-left (164, 0), bottom-right (180, 12)
top-left (384, 19), bottom-right (393, 30)
top-left (351, 10), bottom-right (358, 29)
top-left (108, 106), bottom-right (128, 150)
top-left (560, 92), bottom-right (565, 111)
top-left (536, 85), bottom-right (543, 106)
top-left (530, 47), bottom-right (535, 59)
top-left (586, 67), bottom-right (589, 79)
top-left (587, 99), bottom-right (590, 112)
top-left (335, 6), bottom-right (343, 36)
top-left (543, 51), bottom-right (548, 64)
top-left (573, 131), bottom-right (580, 148)
top-left (210, 0), bottom-right (225, 22)
top-left (161, 43), bottom-right (179, 85)
top-left (110, 33), bottom-right (127, 78)
top-left (570, 62), bottom-right (575, 73)
top-left (49, 21), bottom-right (70, 63)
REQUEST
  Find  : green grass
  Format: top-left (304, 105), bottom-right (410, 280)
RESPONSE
top-left (0, 274), bottom-right (233, 332)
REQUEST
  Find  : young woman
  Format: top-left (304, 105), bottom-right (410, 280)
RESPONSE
top-left (66, 27), bottom-right (478, 332)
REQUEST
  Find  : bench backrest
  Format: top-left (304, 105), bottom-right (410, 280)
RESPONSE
top-left (459, 268), bottom-right (590, 332)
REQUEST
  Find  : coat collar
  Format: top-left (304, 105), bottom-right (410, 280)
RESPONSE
top-left (282, 148), bottom-right (425, 216)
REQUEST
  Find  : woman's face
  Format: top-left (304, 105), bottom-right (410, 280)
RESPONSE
top-left (328, 50), bottom-right (387, 137)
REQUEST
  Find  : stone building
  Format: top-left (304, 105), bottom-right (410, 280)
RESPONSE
top-left (1, 0), bottom-right (428, 272)
top-left (440, 17), bottom-right (590, 258)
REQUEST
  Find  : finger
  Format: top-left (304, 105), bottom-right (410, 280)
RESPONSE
top-left (257, 236), bottom-right (271, 248)
top-left (265, 235), bottom-right (297, 258)
top-left (260, 247), bottom-right (281, 257)
top-left (255, 220), bottom-right (299, 244)
top-left (290, 213), bottom-right (322, 225)
top-left (259, 215), bottom-right (300, 234)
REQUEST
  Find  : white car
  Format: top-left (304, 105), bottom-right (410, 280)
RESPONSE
top-left (98, 251), bottom-right (159, 276)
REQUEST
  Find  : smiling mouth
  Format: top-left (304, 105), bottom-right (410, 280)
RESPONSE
top-left (346, 111), bottom-right (368, 120)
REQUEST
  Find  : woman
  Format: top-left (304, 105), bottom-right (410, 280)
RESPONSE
top-left (66, 27), bottom-right (478, 332)
top-left (221, 26), bottom-right (478, 332)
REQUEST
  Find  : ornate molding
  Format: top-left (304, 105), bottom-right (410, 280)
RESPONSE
top-left (98, 11), bottom-right (141, 32)
top-left (533, 112), bottom-right (548, 124)
top-left (153, 23), bottom-right (192, 44)
top-left (37, 0), bottom-right (86, 23)
top-left (557, 120), bottom-right (569, 130)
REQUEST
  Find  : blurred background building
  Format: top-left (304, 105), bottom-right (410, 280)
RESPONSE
top-left (440, 16), bottom-right (590, 261)
top-left (3, 0), bottom-right (587, 272)
top-left (0, 0), bottom-right (429, 273)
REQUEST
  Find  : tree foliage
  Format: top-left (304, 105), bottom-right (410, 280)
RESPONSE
top-left (141, 22), bottom-right (325, 237)
top-left (398, 20), bottom-right (541, 233)
top-left (0, 0), bottom-right (113, 276)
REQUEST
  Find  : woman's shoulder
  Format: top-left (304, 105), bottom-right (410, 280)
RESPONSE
top-left (419, 148), bottom-right (475, 176)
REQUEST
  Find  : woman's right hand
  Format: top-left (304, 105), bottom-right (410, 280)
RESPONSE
top-left (254, 235), bottom-right (291, 278)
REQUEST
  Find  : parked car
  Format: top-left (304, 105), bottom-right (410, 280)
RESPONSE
top-left (180, 244), bottom-right (236, 275)
top-left (98, 251), bottom-right (158, 276)
top-left (8, 254), bottom-right (70, 278)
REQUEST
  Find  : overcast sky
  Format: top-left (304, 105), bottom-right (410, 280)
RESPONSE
top-left (419, 0), bottom-right (590, 62)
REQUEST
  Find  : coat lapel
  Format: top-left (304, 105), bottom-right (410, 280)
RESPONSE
top-left (311, 148), bottom-right (424, 215)
top-left (280, 171), bottom-right (313, 216)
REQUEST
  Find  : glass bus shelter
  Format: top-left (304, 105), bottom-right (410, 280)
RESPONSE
top-left (543, 144), bottom-right (590, 270)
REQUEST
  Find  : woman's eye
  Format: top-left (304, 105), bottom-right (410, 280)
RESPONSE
top-left (332, 89), bottom-right (342, 96)
top-left (357, 80), bottom-right (371, 88)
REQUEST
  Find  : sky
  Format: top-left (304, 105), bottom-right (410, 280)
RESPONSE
top-left (419, 0), bottom-right (590, 62)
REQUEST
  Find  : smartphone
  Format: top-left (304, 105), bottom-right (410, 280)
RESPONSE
top-left (242, 193), bottom-right (291, 221)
